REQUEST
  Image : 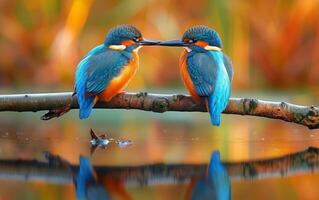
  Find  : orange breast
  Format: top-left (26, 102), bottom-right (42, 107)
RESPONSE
top-left (179, 50), bottom-right (201, 102)
top-left (98, 52), bottom-right (139, 102)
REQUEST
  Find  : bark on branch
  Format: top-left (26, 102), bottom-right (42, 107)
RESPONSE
top-left (0, 92), bottom-right (318, 129)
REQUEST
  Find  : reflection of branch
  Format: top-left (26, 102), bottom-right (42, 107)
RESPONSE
top-left (225, 147), bottom-right (319, 180)
top-left (0, 147), bottom-right (318, 185)
top-left (0, 92), bottom-right (318, 129)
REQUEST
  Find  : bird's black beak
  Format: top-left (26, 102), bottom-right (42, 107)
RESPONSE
top-left (158, 39), bottom-right (190, 47)
top-left (137, 38), bottom-right (160, 46)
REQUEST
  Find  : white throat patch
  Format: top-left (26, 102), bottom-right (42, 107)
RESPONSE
top-left (109, 45), bottom-right (126, 51)
top-left (184, 47), bottom-right (192, 52)
top-left (204, 45), bottom-right (222, 51)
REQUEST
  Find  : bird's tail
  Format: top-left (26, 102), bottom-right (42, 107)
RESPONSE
top-left (207, 95), bottom-right (221, 126)
top-left (79, 95), bottom-right (95, 119)
top-left (76, 85), bottom-right (96, 119)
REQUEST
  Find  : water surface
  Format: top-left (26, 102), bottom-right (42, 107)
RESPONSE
top-left (0, 110), bottom-right (318, 199)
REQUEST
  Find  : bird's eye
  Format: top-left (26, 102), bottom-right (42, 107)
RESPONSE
top-left (188, 39), bottom-right (195, 43)
top-left (133, 37), bottom-right (140, 42)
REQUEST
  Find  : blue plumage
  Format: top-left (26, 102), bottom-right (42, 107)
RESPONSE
top-left (75, 45), bottom-right (104, 119)
top-left (158, 26), bottom-right (233, 125)
top-left (73, 25), bottom-right (151, 119)
top-left (85, 50), bottom-right (131, 94)
top-left (183, 25), bottom-right (222, 48)
top-left (104, 25), bottom-right (142, 46)
top-left (186, 50), bottom-right (231, 126)
top-left (75, 44), bottom-right (132, 119)
top-left (75, 50), bottom-right (98, 119)
top-left (186, 51), bottom-right (217, 96)
top-left (182, 26), bottom-right (233, 126)
top-left (207, 51), bottom-right (231, 126)
top-left (40, 25), bottom-right (159, 120)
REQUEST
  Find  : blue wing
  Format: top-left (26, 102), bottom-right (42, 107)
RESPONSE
top-left (186, 52), bottom-right (218, 97)
top-left (85, 50), bottom-right (131, 94)
top-left (186, 52), bottom-right (233, 97)
top-left (186, 51), bottom-right (232, 125)
top-left (75, 44), bottom-right (131, 119)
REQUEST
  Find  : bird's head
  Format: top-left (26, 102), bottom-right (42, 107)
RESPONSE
top-left (159, 25), bottom-right (222, 52)
top-left (104, 25), bottom-right (159, 52)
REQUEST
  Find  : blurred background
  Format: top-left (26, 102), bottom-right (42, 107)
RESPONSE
top-left (0, 0), bottom-right (319, 94)
top-left (0, 0), bottom-right (319, 199)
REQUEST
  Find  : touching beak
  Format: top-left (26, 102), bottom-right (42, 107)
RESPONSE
top-left (158, 39), bottom-right (190, 47)
top-left (137, 38), bottom-right (161, 46)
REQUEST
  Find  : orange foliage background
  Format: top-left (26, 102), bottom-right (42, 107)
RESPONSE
top-left (0, 0), bottom-right (318, 94)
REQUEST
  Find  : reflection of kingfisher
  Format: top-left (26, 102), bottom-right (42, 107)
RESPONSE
top-left (76, 156), bottom-right (132, 200)
top-left (76, 156), bottom-right (110, 200)
top-left (75, 25), bottom-right (158, 119)
top-left (160, 26), bottom-right (233, 126)
top-left (189, 151), bottom-right (231, 200)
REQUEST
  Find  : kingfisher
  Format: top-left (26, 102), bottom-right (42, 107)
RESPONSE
top-left (42, 25), bottom-right (159, 120)
top-left (75, 25), bottom-right (161, 119)
top-left (159, 26), bottom-right (233, 126)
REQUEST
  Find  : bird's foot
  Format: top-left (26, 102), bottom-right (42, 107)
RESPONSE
top-left (41, 104), bottom-right (71, 120)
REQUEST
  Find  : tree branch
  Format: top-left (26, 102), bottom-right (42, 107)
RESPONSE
top-left (0, 92), bottom-right (318, 129)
